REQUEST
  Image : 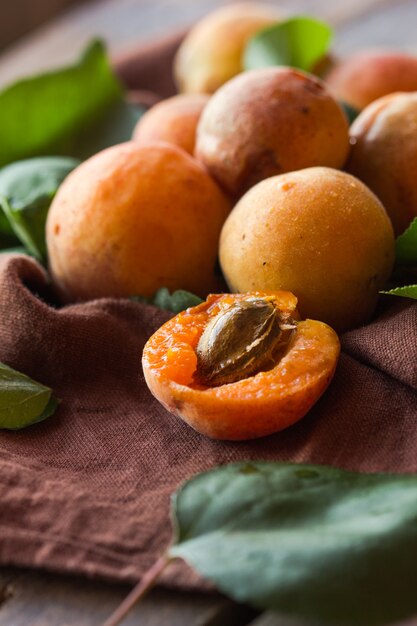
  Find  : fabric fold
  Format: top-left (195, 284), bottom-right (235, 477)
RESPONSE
top-left (0, 253), bottom-right (416, 588)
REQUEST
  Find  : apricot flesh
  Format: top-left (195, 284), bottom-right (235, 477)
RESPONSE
top-left (195, 67), bottom-right (349, 197)
top-left (46, 142), bottom-right (231, 301)
top-left (348, 92), bottom-right (417, 236)
top-left (142, 292), bottom-right (340, 441)
top-left (219, 167), bottom-right (395, 333)
top-left (325, 50), bottom-right (417, 110)
top-left (174, 2), bottom-right (281, 94)
top-left (132, 94), bottom-right (209, 155)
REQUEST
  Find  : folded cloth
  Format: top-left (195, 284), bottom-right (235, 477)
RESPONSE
top-left (0, 253), bottom-right (416, 587)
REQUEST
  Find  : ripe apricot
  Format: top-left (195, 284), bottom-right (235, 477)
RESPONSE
top-left (46, 142), bottom-right (231, 301)
top-left (348, 92), bottom-right (417, 236)
top-left (195, 67), bottom-right (349, 197)
top-left (219, 167), bottom-right (395, 333)
top-left (132, 94), bottom-right (209, 155)
top-left (142, 292), bottom-right (340, 440)
top-left (174, 2), bottom-right (281, 94)
top-left (325, 50), bottom-right (417, 110)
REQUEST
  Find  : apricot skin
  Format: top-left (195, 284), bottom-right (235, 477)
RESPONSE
top-left (325, 50), bottom-right (417, 110)
top-left (142, 292), bottom-right (340, 441)
top-left (46, 142), bottom-right (231, 302)
top-left (132, 94), bottom-right (209, 155)
top-left (195, 67), bottom-right (350, 197)
top-left (348, 92), bottom-right (417, 236)
top-left (174, 2), bottom-right (281, 94)
top-left (219, 168), bottom-right (395, 333)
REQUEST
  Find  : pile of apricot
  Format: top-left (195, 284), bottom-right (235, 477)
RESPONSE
top-left (46, 2), bottom-right (417, 439)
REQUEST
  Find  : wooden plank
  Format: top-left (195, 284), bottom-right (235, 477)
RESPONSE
top-left (1, 0), bottom-right (415, 89)
top-left (247, 614), bottom-right (307, 626)
top-left (0, 567), bottom-right (258, 626)
top-left (0, 0), bottom-right (87, 51)
top-left (249, 612), bottom-right (417, 626)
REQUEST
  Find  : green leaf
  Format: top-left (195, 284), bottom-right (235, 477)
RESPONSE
top-left (244, 16), bottom-right (333, 73)
top-left (75, 100), bottom-right (145, 161)
top-left (0, 362), bottom-right (58, 430)
top-left (395, 217), bottom-right (417, 266)
top-left (0, 246), bottom-right (32, 256)
top-left (170, 462), bottom-right (417, 626)
top-left (0, 157), bottom-right (79, 259)
top-left (0, 228), bottom-right (19, 249)
top-left (381, 284), bottom-right (417, 300)
top-left (132, 288), bottom-right (203, 313)
top-left (339, 100), bottom-right (360, 124)
top-left (378, 219), bottom-right (417, 299)
top-left (0, 39), bottom-right (143, 167)
top-left (152, 288), bottom-right (203, 313)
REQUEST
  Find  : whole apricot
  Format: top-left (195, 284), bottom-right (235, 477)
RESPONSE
top-left (132, 94), bottom-right (209, 155)
top-left (325, 50), bottom-right (417, 110)
top-left (348, 92), bottom-right (417, 236)
top-left (46, 142), bottom-right (231, 301)
top-left (195, 67), bottom-right (350, 197)
top-left (142, 292), bottom-right (340, 440)
top-left (174, 2), bottom-right (281, 94)
top-left (219, 167), bottom-right (395, 332)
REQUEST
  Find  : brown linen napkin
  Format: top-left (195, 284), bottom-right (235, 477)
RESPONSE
top-left (0, 252), bottom-right (417, 589)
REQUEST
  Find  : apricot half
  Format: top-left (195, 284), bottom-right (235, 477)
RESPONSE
top-left (142, 292), bottom-right (340, 441)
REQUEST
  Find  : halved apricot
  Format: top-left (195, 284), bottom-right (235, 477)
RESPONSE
top-left (142, 292), bottom-right (340, 441)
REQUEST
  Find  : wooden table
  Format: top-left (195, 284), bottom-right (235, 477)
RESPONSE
top-left (1, 0), bottom-right (417, 624)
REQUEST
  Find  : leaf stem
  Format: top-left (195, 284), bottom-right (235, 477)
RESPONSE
top-left (101, 555), bottom-right (172, 626)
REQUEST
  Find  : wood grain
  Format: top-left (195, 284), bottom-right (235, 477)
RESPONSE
top-left (0, 0), bottom-right (87, 51)
top-left (0, 567), bottom-right (258, 626)
top-left (0, 0), bottom-right (416, 88)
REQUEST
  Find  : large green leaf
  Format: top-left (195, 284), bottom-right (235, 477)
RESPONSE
top-left (170, 462), bottom-right (417, 626)
top-left (0, 362), bottom-right (58, 430)
top-left (0, 40), bottom-right (144, 167)
top-left (244, 16), bottom-right (333, 73)
top-left (0, 156), bottom-right (79, 259)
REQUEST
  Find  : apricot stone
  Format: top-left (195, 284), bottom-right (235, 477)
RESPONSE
top-left (174, 2), bottom-right (281, 94)
top-left (195, 67), bottom-right (350, 197)
top-left (348, 92), bottom-right (417, 236)
top-left (132, 94), bottom-right (209, 155)
top-left (325, 50), bottom-right (417, 110)
top-left (219, 167), bottom-right (395, 332)
top-left (46, 142), bottom-right (231, 302)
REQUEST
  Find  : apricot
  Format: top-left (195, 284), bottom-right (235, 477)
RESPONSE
top-left (219, 167), bottom-right (395, 333)
top-left (195, 67), bottom-right (350, 197)
top-left (132, 94), bottom-right (209, 155)
top-left (348, 92), bottom-right (417, 236)
top-left (325, 50), bottom-right (417, 110)
top-left (174, 2), bottom-right (281, 94)
top-left (46, 142), bottom-right (231, 301)
top-left (142, 292), bottom-right (340, 440)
